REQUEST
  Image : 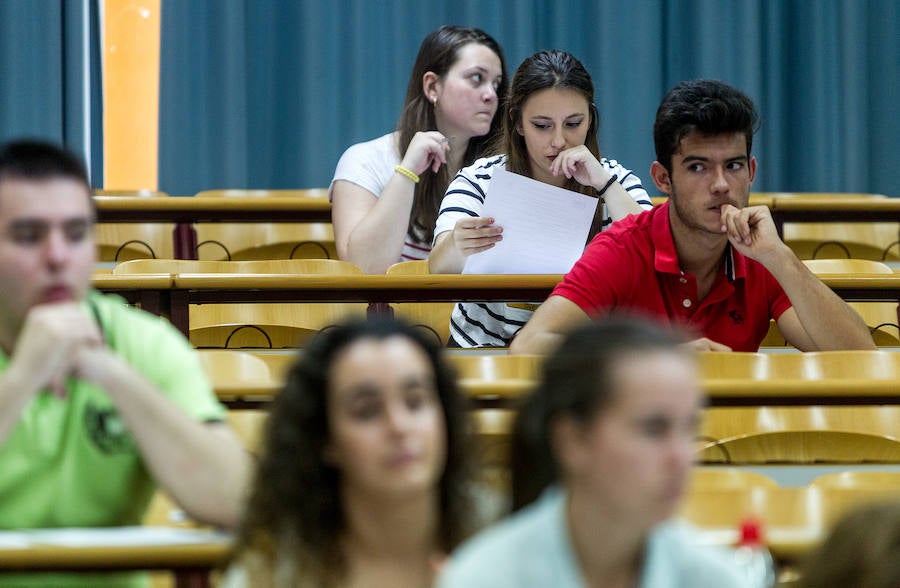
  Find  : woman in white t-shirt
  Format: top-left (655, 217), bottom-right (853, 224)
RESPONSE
top-left (330, 26), bottom-right (507, 273)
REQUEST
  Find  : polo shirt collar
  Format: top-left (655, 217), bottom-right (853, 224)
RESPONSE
top-left (652, 200), bottom-right (749, 282)
top-left (651, 201), bottom-right (681, 275)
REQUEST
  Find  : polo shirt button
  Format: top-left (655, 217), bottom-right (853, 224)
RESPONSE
top-left (679, 277), bottom-right (687, 284)
top-left (682, 298), bottom-right (692, 308)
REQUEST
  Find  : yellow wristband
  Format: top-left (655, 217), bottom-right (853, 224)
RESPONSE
top-left (394, 165), bottom-right (420, 184)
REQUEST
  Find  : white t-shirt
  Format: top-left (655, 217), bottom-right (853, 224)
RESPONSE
top-left (330, 132), bottom-right (431, 262)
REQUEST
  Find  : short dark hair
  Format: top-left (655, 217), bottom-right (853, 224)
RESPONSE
top-left (511, 316), bottom-right (690, 510)
top-left (0, 139), bottom-right (91, 193)
top-left (234, 318), bottom-right (474, 584)
top-left (653, 80), bottom-right (759, 172)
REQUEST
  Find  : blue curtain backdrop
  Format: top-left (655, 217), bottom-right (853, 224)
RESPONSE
top-left (158, 0), bottom-right (899, 197)
top-left (0, 1), bottom-right (894, 196)
top-left (0, 0), bottom-right (103, 183)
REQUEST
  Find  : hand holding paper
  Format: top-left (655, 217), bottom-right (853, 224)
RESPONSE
top-left (462, 168), bottom-right (598, 274)
top-left (451, 216), bottom-right (504, 257)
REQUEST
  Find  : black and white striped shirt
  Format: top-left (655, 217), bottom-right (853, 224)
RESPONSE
top-left (433, 155), bottom-right (652, 348)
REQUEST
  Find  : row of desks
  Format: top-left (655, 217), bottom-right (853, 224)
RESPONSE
top-left (207, 349), bottom-right (900, 408)
top-left (3, 485), bottom-right (896, 585)
top-left (213, 372), bottom-right (900, 408)
top-left (0, 527), bottom-right (226, 588)
top-left (94, 271), bottom-right (900, 340)
top-left (94, 194), bottom-right (900, 259)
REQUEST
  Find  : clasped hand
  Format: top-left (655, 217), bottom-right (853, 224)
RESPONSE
top-left (12, 302), bottom-right (106, 398)
top-left (718, 204), bottom-right (786, 264)
top-left (548, 145), bottom-right (610, 190)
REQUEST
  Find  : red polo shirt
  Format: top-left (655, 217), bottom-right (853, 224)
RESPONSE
top-left (552, 201), bottom-right (792, 351)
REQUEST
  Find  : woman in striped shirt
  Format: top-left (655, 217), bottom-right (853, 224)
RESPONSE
top-left (429, 50), bottom-right (652, 347)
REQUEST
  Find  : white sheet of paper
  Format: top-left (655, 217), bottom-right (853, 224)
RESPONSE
top-left (462, 168), bottom-right (597, 274)
top-left (0, 527), bottom-right (232, 548)
top-left (0, 532), bottom-right (30, 548)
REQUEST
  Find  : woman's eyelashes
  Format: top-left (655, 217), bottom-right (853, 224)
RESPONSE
top-left (529, 117), bottom-right (584, 131)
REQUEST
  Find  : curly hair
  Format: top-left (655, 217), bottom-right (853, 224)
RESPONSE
top-left (397, 25), bottom-right (508, 245)
top-left (232, 319), bottom-right (474, 587)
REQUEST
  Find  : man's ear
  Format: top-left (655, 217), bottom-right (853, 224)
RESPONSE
top-left (422, 72), bottom-right (440, 104)
top-left (650, 161), bottom-right (673, 196)
top-left (748, 155), bottom-right (757, 185)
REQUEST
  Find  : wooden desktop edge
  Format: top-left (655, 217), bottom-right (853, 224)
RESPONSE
top-left (93, 196), bottom-right (332, 223)
top-left (0, 542), bottom-right (230, 572)
top-left (212, 377), bottom-right (900, 409)
top-left (93, 272), bottom-right (900, 300)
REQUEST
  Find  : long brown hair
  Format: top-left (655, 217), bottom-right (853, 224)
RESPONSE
top-left (495, 50), bottom-right (600, 198)
top-left (231, 319), bottom-right (475, 587)
top-left (397, 25), bottom-right (507, 244)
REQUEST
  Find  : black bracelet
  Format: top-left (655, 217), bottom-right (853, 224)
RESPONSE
top-left (596, 174), bottom-right (619, 196)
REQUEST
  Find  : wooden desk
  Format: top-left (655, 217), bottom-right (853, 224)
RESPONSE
top-left (93, 272), bottom-right (900, 342)
top-left (91, 273), bottom-right (174, 319)
top-left (93, 194), bottom-right (899, 259)
top-left (815, 274), bottom-right (900, 302)
top-left (173, 272), bottom-right (559, 303)
top-left (771, 196), bottom-right (900, 233)
top-left (678, 485), bottom-right (899, 566)
top-left (168, 273), bottom-right (560, 336)
top-left (93, 195), bottom-right (332, 259)
top-left (93, 195), bottom-right (331, 223)
top-left (0, 527), bottom-right (231, 588)
top-left (164, 272), bottom-right (900, 304)
top-left (703, 380), bottom-right (900, 406)
top-left (209, 376), bottom-right (900, 411)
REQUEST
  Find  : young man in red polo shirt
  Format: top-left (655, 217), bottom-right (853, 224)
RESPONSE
top-left (511, 80), bottom-right (875, 354)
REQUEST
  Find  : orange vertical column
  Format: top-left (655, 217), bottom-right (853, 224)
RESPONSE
top-left (102, 0), bottom-right (161, 190)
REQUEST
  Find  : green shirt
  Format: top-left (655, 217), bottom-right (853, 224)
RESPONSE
top-left (0, 291), bottom-right (226, 586)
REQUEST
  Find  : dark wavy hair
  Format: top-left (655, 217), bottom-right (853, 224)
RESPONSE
top-left (494, 50), bottom-right (601, 198)
top-left (653, 79), bottom-right (759, 173)
top-left (511, 317), bottom-right (689, 511)
top-left (0, 139), bottom-right (92, 200)
top-left (232, 319), bottom-right (473, 586)
top-left (398, 25), bottom-right (508, 245)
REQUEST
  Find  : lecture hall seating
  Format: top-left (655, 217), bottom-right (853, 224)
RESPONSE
top-left (193, 189), bottom-right (336, 260)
